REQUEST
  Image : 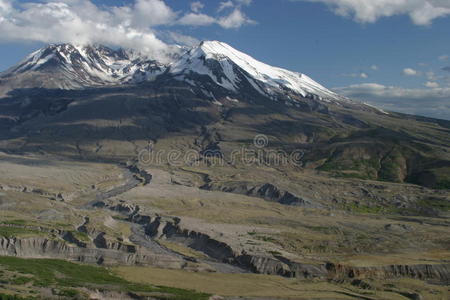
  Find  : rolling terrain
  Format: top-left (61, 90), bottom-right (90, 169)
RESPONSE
top-left (0, 41), bottom-right (449, 299)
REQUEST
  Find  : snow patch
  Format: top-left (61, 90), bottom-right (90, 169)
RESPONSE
top-left (169, 40), bottom-right (345, 103)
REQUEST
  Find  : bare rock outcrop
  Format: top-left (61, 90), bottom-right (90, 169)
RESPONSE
top-left (93, 232), bottom-right (136, 253)
top-left (326, 262), bottom-right (450, 283)
top-left (139, 215), bottom-right (326, 278)
top-left (201, 182), bottom-right (316, 207)
top-left (0, 237), bottom-right (183, 268)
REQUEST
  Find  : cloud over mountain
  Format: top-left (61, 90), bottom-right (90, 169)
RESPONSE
top-left (0, 0), bottom-right (254, 62)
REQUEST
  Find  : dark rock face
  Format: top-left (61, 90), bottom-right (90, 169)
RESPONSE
top-left (236, 255), bottom-right (327, 278)
top-left (1, 42), bottom-right (449, 190)
top-left (384, 223), bottom-right (413, 232)
top-left (0, 77), bottom-right (448, 190)
top-left (93, 232), bottom-right (137, 253)
top-left (201, 182), bottom-right (314, 207)
top-left (139, 214), bottom-right (327, 279)
top-left (250, 183), bottom-right (311, 206)
top-left (125, 164), bottom-right (152, 185)
top-left (144, 216), bottom-right (237, 263)
top-left (2, 201), bottom-right (449, 283)
top-left (61, 231), bottom-right (87, 248)
top-left (140, 214), bottom-right (450, 282)
top-left (93, 232), bottom-right (108, 249)
top-left (326, 262), bottom-right (450, 283)
top-left (0, 237), bottom-right (182, 267)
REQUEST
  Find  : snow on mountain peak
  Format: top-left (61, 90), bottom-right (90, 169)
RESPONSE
top-left (2, 41), bottom-right (349, 105)
top-left (171, 40), bottom-right (344, 102)
top-left (3, 43), bottom-right (165, 88)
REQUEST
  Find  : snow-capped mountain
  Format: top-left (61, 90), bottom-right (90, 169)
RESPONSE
top-left (0, 41), bottom-right (348, 104)
top-left (170, 41), bottom-right (345, 103)
top-left (1, 44), bottom-right (165, 90)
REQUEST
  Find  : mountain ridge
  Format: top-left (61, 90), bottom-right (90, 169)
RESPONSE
top-left (0, 41), bottom-right (355, 107)
top-left (0, 40), bottom-right (449, 190)
top-left (1, 43), bottom-right (164, 89)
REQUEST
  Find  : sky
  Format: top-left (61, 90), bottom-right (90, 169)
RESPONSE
top-left (0, 0), bottom-right (450, 120)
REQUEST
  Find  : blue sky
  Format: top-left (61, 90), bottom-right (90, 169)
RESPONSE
top-left (0, 0), bottom-right (449, 119)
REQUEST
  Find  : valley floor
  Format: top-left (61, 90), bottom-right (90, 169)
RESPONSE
top-left (0, 151), bottom-right (449, 299)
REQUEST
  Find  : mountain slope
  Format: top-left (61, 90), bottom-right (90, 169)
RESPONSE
top-left (0, 41), bottom-right (449, 189)
top-left (0, 44), bottom-right (164, 92)
top-left (1, 41), bottom-right (350, 106)
top-left (0, 41), bottom-right (450, 300)
top-left (170, 41), bottom-right (346, 103)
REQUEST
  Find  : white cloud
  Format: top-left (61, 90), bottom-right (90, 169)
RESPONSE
top-left (236, 0), bottom-right (253, 5)
top-left (295, 0), bottom-right (450, 25)
top-left (179, 4), bottom-right (254, 28)
top-left (178, 13), bottom-right (216, 26)
top-left (0, 0), bottom-right (255, 61)
top-left (439, 54), bottom-right (449, 61)
top-left (426, 71), bottom-right (437, 80)
top-left (112, 0), bottom-right (177, 28)
top-left (423, 70), bottom-right (450, 85)
top-left (425, 81), bottom-right (439, 88)
top-left (190, 1), bottom-right (204, 13)
top-left (0, 0), bottom-right (12, 14)
top-left (166, 31), bottom-right (200, 47)
top-left (403, 68), bottom-right (419, 76)
top-left (218, 8), bottom-right (255, 28)
top-left (133, 0), bottom-right (177, 27)
top-left (343, 72), bottom-right (370, 79)
top-left (336, 83), bottom-right (450, 99)
top-left (0, 0), bottom-right (178, 61)
top-left (370, 65), bottom-right (379, 71)
top-left (215, 1), bottom-right (255, 28)
top-left (334, 83), bottom-right (450, 120)
top-left (218, 1), bottom-right (234, 12)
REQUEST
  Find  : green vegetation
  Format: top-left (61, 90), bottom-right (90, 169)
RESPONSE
top-left (0, 227), bottom-right (41, 238)
top-left (157, 240), bottom-right (208, 260)
top-left (0, 294), bottom-right (30, 300)
top-left (320, 158), bottom-right (378, 172)
top-left (0, 220), bottom-right (28, 226)
top-left (343, 203), bottom-right (389, 214)
top-left (56, 289), bottom-right (79, 297)
top-left (432, 167), bottom-right (450, 189)
top-left (417, 198), bottom-right (450, 211)
top-left (319, 161), bottom-right (377, 180)
top-left (248, 232), bottom-right (277, 243)
top-left (378, 151), bottom-right (404, 182)
top-left (0, 256), bottom-right (210, 300)
top-left (435, 180), bottom-right (450, 189)
top-left (0, 256), bottom-right (126, 287)
top-left (318, 160), bottom-right (343, 172)
top-left (334, 172), bottom-right (373, 180)
top-left (112, 215), bottom-right (127, 221)
top-left (341, 195), bottom-right (450, 215)
top-left (246, 231), bottom-right (279, 243)
top-left (408, 167), bottom-right (450, 190)
top-left (306, 226), bottom-right (340, 234)
top-left (254, 235), bottom-right (277, 243)
top-left (8, 276), bottom-right (32, 285)
top-left (71, 231), bottom-right (90, 242)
